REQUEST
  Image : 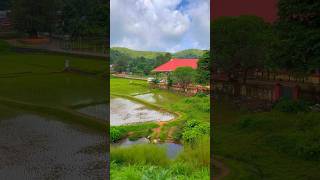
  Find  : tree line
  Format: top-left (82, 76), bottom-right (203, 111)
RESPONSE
top-left (212, 0), bottom-right (320, 84)
top-left (9, 0), bottom-right (108, 38)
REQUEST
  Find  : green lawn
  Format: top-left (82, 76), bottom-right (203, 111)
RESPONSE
top-left (214, 98), bottom-right (320, 180)
top-left (110, 77), bottom-right (210, 179)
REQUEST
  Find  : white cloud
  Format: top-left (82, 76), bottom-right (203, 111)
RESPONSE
top-left (111, 0), bottom-right (209, 52)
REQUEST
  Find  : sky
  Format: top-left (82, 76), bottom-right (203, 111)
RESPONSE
top-left (110, 0), bottom-right (210, 52)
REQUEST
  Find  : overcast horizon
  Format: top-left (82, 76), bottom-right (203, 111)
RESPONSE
top-left (110, 0), bottom-right (210, 53)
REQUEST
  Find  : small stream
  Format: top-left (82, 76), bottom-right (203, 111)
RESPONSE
top-left (113, 138), bottom-right (183, 159)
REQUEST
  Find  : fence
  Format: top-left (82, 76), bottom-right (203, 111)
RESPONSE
top-left (49, 35), bottom-right (108, 55)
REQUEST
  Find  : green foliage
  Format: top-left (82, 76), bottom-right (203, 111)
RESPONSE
top-left (110, 123), bottom-right (158, 143)
top-left (111, 47), bottom-right (206, 75)
top-left (173, 49), bottom-right (205, 58)
top-left (275, 0), bottom-right (320, 76)
top-left (111, 162), bottom-right (209, 180)
top-left (273, 98), bottom-right (310, 113)
top-left (11, 0), bottom-right (61, 36)
top-left (182, 119), bottom-right (210, 143)
top-left (111, 144), bottom-right (169, 166)
top-left (212, 15), bottom-right (273, 82)
top-left (111, 127), bottom-right (125, 143)
top-left (178, 135), bottom-right (210, 168)
top-left (172, 67), bottom-right (196, 90)
top-left (59, 0), bottom-right (108, 38)
top-left (196, 51), bottom-right (210, 85)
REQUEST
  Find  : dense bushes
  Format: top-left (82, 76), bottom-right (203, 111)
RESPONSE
top-left (273, 98), bottom-right (310, 113)
top-left (182, 119), bottom-right (210, 143)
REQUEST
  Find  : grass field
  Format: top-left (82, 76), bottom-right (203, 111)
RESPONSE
top-left (0, 40), bottom-right (108, 131)
top-left (110, 77), bottom-right (210, 179)
top-left (214, 98), bottom-right (320, 180)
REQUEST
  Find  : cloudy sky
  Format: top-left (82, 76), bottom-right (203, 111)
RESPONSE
top-left (111, 0), bottom-right (210, 52)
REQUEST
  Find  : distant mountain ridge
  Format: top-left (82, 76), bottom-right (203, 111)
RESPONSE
top-left (111, 47), bottom-right (206, 59)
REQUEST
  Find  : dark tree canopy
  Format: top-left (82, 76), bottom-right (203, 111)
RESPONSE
top-left (11, 0), bottom-right (108, 38)
top-left (59, 0), bottom-right (108, 38)
top-left (196, 50), bottom-right (210, 85)
top-left (11, 0), bottom-right (61, 37)
top-left (212, 15), bottom-right (272, 83)
top-left (275, 0), bottom-right (320, 76)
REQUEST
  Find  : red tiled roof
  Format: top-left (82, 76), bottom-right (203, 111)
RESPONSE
top-left (153, 58), bottom-right (198, 72)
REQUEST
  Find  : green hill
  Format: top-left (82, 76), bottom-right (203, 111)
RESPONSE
top-left (111, 47), bottom-right (206, 59)
top-left (111, 47), bottom-right (166, 59)
top-left (173, 49), bottom-right (205, 58)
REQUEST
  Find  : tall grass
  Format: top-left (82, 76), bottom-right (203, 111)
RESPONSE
top-left (111, 144), bottom-right (169, 166)
top-left (178, 135), bottom-right (210, 168)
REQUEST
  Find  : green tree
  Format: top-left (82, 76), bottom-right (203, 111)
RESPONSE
top-left (212, 16), bottom-right (273, 83)
top-left (172, 67), bottom-right (196, 91)
top-left (11, 0), bottom-right (61, 37)
top-left (59, 0), bottom-right (108, 38)
top-left (196, 50), bottom-right (210, 85)
top-left (155, 53), bottom-right (171, 67)
top-left (274, 0), bottom-right (320, 78)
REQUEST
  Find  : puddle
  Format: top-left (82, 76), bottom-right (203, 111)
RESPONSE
top-left (113, 138), bottom-right (183, 159)
top-left (110, 97), bottom-right (175, 126)
top-left (77, 104), bottom-right (108, 121)
top-left (0, 114), bottom-right (107, 179)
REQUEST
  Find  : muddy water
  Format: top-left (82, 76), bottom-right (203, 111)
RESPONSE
top-left (110, 97), bottom-right (175, 126)
top-left (113, 138), bottom-right (183, 159)
top-left (78, 104), bottom-right (108, 121)
top-left (134, 93), bottom-right (160, 103)
top-left (0, 114), bottom-right (106, 179)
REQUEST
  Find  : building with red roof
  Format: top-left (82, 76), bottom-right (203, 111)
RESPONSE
top-left (152, 58), bottom-right (198, 72)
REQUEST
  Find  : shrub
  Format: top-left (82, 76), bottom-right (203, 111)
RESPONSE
top-left (274, 98), bottom-right (309, 113)
top-left (111, 127), bottom-right (125, 143)
top-left (182, 119), bottom-right (209, 143)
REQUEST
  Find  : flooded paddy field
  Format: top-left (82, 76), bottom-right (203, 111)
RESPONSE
top-left (77, 104), bottom-right (108, 121)
top-left (110, 97), bottom-right (175, 126)
top-left (0, 109), bottom-right (107, 179)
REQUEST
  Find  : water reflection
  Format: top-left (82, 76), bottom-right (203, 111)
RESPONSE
top-left (113, 138), bottom-right (183, 159)
top-left (110, 97), bottom-right (175, 126)
top-left (0, 114), bottom-right (106, 179)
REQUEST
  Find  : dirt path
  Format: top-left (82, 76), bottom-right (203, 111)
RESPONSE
top-left (214, 157), bottom-right (230, 180)
top-left (153, 121), bottom-right (167, 139)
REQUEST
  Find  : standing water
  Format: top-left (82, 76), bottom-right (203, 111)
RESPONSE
top-left (0, 114), bottom-right (107, 179)
top-left (110, 97), bottom-right (175, 126)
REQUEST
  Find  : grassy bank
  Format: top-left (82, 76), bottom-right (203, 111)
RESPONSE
top-left (214, 97), bottom-right (320, 179)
